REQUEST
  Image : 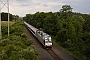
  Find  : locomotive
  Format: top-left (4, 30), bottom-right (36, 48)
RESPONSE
top-left (24, 22), bottom-right (52, 48)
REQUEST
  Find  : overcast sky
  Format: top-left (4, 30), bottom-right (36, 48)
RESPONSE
top-left (0, 0), bottom-right (90, 17)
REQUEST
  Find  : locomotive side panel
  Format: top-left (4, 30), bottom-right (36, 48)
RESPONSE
top-left (36, 31), bottom-right (45, 48)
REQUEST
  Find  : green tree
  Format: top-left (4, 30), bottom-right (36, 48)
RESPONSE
top-left (43, 12), bottom-right (58, 35)
top-left (1, 12), bottom-right (14, 21)
top-left (60, 5), bottom-right (73, 12)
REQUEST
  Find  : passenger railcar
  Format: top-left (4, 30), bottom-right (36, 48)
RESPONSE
top-left (24, 22), bottom-right (52, 48)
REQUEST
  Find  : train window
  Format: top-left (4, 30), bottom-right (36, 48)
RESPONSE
top-left (41, 33), bottom-right (44, 37)
top-left (41, 33), bottom-right (42, 35)
top-left (37, 30), bottom-right (40, 34)
top-left (38, 31), bottom-right (39, 33)
top-left (49, 41), bottom-right (52, 43)
top-left (45, 41), bottom-right (48, 43)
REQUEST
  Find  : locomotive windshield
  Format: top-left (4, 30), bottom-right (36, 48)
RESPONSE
top-left (45, 36), bottom-right (52, 43)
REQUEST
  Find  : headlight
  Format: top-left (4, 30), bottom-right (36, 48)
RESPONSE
top-left (49, 37), bottom-right (51, 41)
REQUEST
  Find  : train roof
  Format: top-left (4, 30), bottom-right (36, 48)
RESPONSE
top-left (24, 22), bottom-right (51, 38)
top-left (40, 31), bottom-right (51, 38)
top-left (24, 22), bottom-right (38, 32)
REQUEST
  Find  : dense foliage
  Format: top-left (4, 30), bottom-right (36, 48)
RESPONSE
top-left (23, 5), bottom-right (90, 60)
top-left (0, 21), bottom-right (39, 60)
top-left (1, 12), bottom-right (19, 21)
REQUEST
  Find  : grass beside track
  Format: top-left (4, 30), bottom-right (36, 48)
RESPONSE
top-left (1, 21), bottom-right (15, 26)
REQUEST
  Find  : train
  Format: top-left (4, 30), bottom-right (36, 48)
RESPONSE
top-left (24, 22), bottom-right (52, 48)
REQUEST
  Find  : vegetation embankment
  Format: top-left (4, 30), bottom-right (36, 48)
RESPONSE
top-left (0, 21), bottom-right (39, 60)
top-left (23, 5), bottom-right (90, 60)
top-left (1, 21), bottom-right (15, 26)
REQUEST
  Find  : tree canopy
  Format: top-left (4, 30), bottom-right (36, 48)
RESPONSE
top-left (1, 12), bottom-right (19, 21)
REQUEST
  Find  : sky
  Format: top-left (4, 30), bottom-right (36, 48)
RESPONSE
top-left (0, 0), bottom-right (90, 17)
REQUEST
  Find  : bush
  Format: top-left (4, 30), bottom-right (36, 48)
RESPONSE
top-left (0, 21), bottom-right (39, 60)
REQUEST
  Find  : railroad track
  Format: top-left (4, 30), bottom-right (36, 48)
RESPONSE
top-left (47, 49), bottom-right (63, 60)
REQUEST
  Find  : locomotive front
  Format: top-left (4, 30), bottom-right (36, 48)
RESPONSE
top-left (44, 35), bottom-right (52, 48)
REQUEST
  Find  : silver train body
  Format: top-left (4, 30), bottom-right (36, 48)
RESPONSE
top-left (24, 22), bottom-right (52, 48)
